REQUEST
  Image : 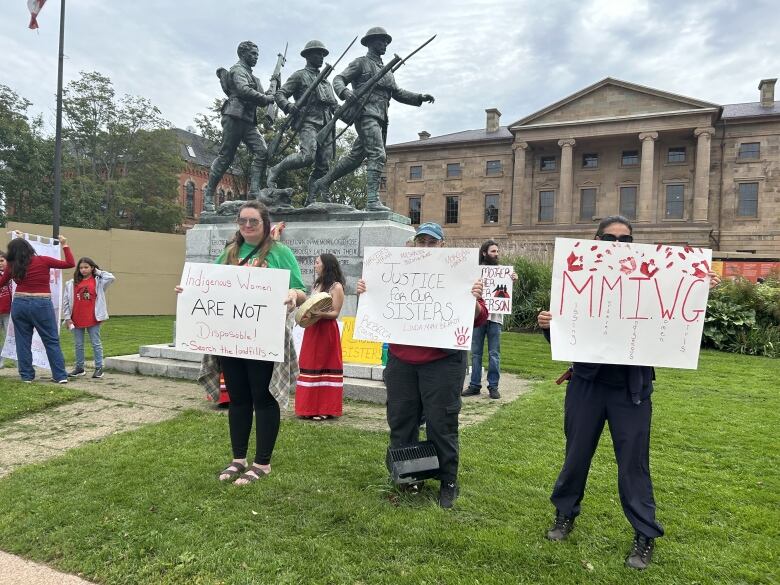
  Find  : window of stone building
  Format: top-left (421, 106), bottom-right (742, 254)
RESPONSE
top-left (737, 182), bottom-right (758, 217)
top-left (379, 176), bottom-right (387, 191)
top-left (538, 190), bottom-right (554, 222)
top-left (540, 156), bottom-right (556, 171)
top-left (409, 165), bottom-right (423, 180)
top-left (185, 181), bottom-right (195, 217)
top-left (484, 193), bottom-right (499, 223)
top-left (738, 142), bottom-right (760, 160)
top-left (668, 146), bottom-right (686, 163)
top-left (408, 197), bottom-right (421, 225)
top-left (619, 186), bottom-right (637, 220)
top-left (218, 189), bottom-right (226, 205)
top-left (621, 150), bottom-right (639, 166)
top-left (486, 160), bottom-right (502, 176)
top-left (579, 188), bottom-right (596, 221)
top-left (582, 153), bottom-right (599, 169)
top-left (446, 163), bottom-right (462, 178)
top-left (445, 195), bottom-right (459, 224)
top-left (219, 188), bottom-right (226, 202)
top-left (665, 184), bottom-right (684, 219)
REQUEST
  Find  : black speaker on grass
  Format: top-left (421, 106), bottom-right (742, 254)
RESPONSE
top-left (388, 441), bottom-right (439, 484)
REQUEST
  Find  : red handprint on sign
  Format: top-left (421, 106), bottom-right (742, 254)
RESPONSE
top-left (454, 327), bottom-right (470, 347)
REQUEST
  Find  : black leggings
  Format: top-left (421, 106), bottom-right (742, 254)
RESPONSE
top-left (221, 357), bottom-right (279, 465)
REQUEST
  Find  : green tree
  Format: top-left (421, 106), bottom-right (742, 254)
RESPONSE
top-left (62, 71), bottom-right (183, 232)
top-left (0, 84), bottom-right (55, 225)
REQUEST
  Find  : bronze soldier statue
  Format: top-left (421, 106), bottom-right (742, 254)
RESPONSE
top-left (203, 41), bottom-right (275, 211)
top-left (266, 40), bottom-right (339, 206)
top-left (311, 27), bottom-right (434, 211)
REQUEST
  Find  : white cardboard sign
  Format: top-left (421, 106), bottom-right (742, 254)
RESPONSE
top-left (549, 237), bottom-right (712, 369)
top-left (481, 265), bottom-right (514, 315)
top-left (175, 262), bottom-right (290, 362)
top-left (354, 246), bottom-right (479, 350)
top-left (1, 233), bottom-right (63, 370)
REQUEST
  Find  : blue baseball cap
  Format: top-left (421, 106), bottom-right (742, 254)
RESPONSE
top-left (415, 222), bottom-right (444, 240)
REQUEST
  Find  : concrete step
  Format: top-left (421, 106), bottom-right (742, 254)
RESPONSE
top-left (104, 354), bottom-right (200, 380)
top-left (104, 353), bottom-right (388, 403)
top-left (139, 344), bottom-right (202, 363)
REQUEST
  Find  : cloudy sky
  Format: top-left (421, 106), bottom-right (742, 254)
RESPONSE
top-left (1, 0), bottom-right (777, 145)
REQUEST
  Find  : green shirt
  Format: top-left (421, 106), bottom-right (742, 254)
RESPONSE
top-left (215, 241), bottom-right (306, 291)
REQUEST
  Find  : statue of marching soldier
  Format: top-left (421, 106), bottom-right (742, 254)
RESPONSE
top-left (311, 27), bottom-right (435, 211)
top-left (203, 28), bottom-right (434, 214)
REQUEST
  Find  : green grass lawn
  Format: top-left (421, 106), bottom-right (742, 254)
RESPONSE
top-left (0, 378), bottom-right (87, 424)
top-left (0, 331), bottom-right (776, 584)
top-left (58, 315), bottom-right (174, 365)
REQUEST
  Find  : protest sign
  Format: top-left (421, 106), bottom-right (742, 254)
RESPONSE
top-left (340, 316), bottom-right (382, 364)
top-left (549, 237), bottom-right (712, 369)
top-left (481, 265), bottom-right (514, 315)
top-left (175, 262), bottom-right (289, 362)
top-left (354, 246), bottom-right (479, 350)
top-left (1, 233), bottom-right (63, 370)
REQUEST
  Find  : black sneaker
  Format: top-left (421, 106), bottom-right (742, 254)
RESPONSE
top-left (546, 511), bottom-right (575, 541)
top-left (488, 386), bottom-right (501, 399)
top-left (50, 378), bottom-right (68, 384)
top-left (625, 532), bottom-right (654, 570)
top-left (461, 385), bottom-right (480, 397)
top-left (68, 366), bottom-right (86, 377)
top-left (92, 367), bottom-right (104, 379)
top-left (438, 481), bottom-right (458, 509)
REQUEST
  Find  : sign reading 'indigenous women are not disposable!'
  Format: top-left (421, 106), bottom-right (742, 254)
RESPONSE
top-left (175, 262), bottom-right (290, 362)
top-left (355, 246), bottom-right (479, 350)
top-left (549, 238), bottom-right (713, 369)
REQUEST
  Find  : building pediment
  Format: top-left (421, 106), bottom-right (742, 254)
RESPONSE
top-left (511, 78), bottom-right (719, 128)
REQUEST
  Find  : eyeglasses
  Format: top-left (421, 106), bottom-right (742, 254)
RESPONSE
top-left (237, 217), bottom-right (261, 227)
top-left (414, 236), bottom-right (441, 247)
top-left (599, 234), bottom-right (633, 243)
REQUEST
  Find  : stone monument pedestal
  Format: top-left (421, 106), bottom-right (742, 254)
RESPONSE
top-left (187, 211), bottom-right (415, 315)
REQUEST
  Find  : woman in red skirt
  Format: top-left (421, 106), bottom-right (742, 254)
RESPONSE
top-left (295, 253), bottom-right (344, 420)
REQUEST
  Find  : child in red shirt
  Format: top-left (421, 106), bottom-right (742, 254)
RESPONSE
top-left (62, 257), bottom-right (116, 379)
top-left (0, 252), bottom-right (12, 368)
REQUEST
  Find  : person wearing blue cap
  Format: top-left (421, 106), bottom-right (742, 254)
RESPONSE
top-left (357, 222), bottom-right (488, 508)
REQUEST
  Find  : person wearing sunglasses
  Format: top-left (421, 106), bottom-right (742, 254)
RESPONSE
top-left (176, 201), bottom-right (306, 486)
top-left (536, 215), bottom-right (721, 570)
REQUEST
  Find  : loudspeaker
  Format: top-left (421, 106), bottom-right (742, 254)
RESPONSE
top-left (388, 441), bottom-right (439, 484)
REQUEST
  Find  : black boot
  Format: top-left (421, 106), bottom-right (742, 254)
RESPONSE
top-left (546, 511), bottom-right (575, 541)
top-left (625, 532), bottom-right (654, 570)
top-left (365, 169), bottom-right (391, 212)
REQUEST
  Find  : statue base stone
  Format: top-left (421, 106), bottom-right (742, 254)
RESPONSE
top-left (186, 214), bottom-right (415, 316)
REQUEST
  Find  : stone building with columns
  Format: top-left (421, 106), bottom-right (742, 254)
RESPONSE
top-left (383, 77), bottom-right (780, 258)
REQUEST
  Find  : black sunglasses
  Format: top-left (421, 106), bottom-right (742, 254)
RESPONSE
top-left (598, 234), bottom-right (633, 243)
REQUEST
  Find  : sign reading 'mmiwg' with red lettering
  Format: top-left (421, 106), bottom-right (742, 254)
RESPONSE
top-left (549, 237), bottom-right (713, 369)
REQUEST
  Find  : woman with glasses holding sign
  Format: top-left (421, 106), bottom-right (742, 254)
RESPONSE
top-left (537, 215), bottom-right (720, 570)
top-left (177, 201), bottom-right (306, 485)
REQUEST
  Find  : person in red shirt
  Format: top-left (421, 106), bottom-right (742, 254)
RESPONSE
top-left (0, 234), bottom-right (75, 383)
top-left (0, 252), bottom-right (13, 368)
top-left (356, 222), bottom-right (488, 508)
top-left (62, 257), bottom-right (116, 379)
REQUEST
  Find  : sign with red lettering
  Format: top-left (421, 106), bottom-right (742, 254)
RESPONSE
top-left (175, 262), bottom-right (289, 362)
top-left (354, 246), bottom-right (479, 350)
top-left (481, 265), bottom-right (514, 315)
top-left (549, 238), bottom-right (713, 369)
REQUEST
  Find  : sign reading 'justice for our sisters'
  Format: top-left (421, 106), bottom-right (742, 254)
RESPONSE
top-left (355, 246), bottom-right (479, 350)
top-left (549, 237), bottom-right (713, 369)
top-left (175, 262), bottom-right (290, 362)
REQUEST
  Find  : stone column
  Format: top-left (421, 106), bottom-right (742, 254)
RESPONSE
top-left (557, 138), bottom-right (576, 225)
top-left (511, 141), bottom-right (529, 225)
top-left (637, 131), bottom-right (658, 222)
top-left (693, 127), bottom-right (715, 222)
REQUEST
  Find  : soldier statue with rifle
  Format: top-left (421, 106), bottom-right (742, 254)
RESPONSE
top-left (311, 27), bottom-right (435, 212)
top-left (266, 40), bottom-right (345, 206)
top-left (202, 41), bottom-right (279, 212)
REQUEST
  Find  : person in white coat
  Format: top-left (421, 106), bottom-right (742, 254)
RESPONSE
top-left (62, 257), bottom-right (115, 379)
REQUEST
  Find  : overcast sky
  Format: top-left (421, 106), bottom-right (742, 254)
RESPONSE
top-left (1, 0), bottom-right (777, 145)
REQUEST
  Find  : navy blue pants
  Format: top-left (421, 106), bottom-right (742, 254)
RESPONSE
top-left (550, 375), bottom-right (664, 538)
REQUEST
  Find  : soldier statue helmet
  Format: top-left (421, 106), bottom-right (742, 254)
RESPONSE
top-left (360, 27), bottom-right (392, 46)
top-left (300, 40), bottom-right (329, 57)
